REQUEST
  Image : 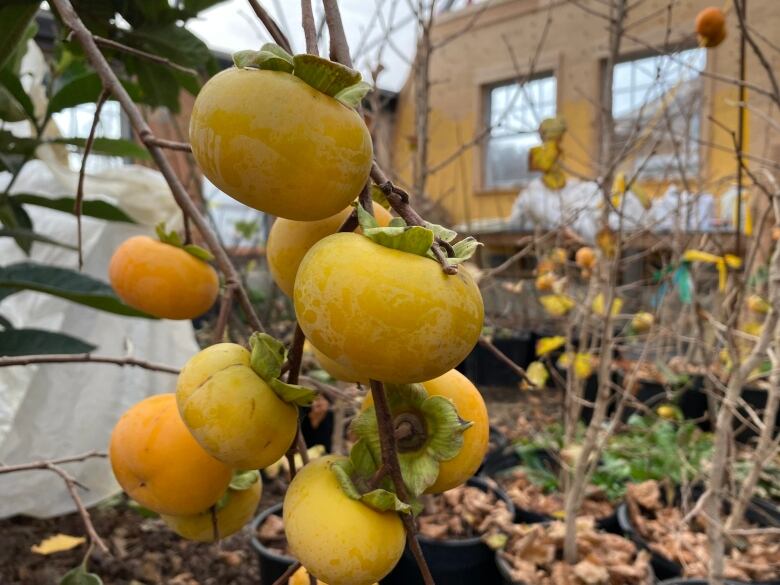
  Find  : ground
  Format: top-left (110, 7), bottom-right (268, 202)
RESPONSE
top-left (0, 388), bottom-right (561, 584)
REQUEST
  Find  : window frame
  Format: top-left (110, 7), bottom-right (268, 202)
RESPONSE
top-left (481, 71), bottom-right (558, 192)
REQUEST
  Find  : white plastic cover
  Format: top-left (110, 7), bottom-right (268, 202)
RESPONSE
top-left (0, 42), bottom-right (199, 518)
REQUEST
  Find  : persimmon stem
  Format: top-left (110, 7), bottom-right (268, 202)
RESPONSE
top-left (370, 379), bottom-right (436, 585)
top-left (285, 323), bottom-right (310, 481)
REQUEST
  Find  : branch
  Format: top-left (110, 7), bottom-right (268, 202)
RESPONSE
top-left (301, 0), bottom-right (318, 55)
top-left (247, 0), bottom-right (293, 54)
top-left (212, 280), bottom-right (237, 344)
top-left (322, 0), bottom-right (352, 66)
top-left (370, 380), bottom-right (435, 585)
top-left (74, 90), bottom-right (108, 270)
top-left (271, 561), bottom-right (302, 585)
top-left (0, 353), bottom-right (179, 373)
top-left (51, 0), bottom-right (266, 335)
top-left (0, 452), bottom-right (109, 554)
top-left (92, 35), bottom-right (200, 78)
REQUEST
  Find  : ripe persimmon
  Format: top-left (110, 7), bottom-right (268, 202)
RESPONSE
top-left (695, 7), bottom-right (726, 48)
top-left (109, 236), bottom-right (218, 320)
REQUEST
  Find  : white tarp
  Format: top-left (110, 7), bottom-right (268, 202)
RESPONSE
top-left (0, 42), bottom-right (199, 518)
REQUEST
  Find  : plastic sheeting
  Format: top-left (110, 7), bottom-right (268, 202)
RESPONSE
top-left (0, 43), bottom-right (201, 519)
top-left (504, 177), bottom-right (717, 242)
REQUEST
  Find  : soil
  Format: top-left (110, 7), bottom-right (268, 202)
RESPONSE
top-left (0, 387), bottom-right (559, 584)
top-left (626, 480), bottom-right (780, 582)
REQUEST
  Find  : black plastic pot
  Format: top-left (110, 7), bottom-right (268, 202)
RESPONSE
top-left (658, 580), bottom-right (763, 585)
top-left (380, 477), bottom-right (516, 585)
top-left (477, 426), bottom-right (511, 476)
top-left (617, 496), bottom-right (780, 582)
top-left (457, 332), bottom-right (538, 387)
top-left (250, 503), bottom-right (295, 584)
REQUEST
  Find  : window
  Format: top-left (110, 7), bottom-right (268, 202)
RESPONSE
top-left (484, 75), bottom-right (557, 189)
top-left (611, 48), bottom-right (706, 179)
top-left (52, 101), bottom-right (127, 172)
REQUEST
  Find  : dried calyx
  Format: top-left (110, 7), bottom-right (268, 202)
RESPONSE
top-left (232, 43), bottom-right (371, 109)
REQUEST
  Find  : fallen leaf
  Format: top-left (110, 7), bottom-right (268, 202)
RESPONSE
top-left (32, 534), bottom-right (85, 555)
top-left (539, 294), bottom-right (575, 317)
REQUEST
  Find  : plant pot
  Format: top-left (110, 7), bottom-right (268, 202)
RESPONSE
top-left (494, 529), bottom-right (655, 585)
top-left (657, 580), bottom-right (765, 585)
top-left (617, 496), bottom-right (780, 583)
top-left (457, 332), bottom-right (538, 387)
top-left (621, 379), bottom-right (670, 422)
top-left (380, 476), bottom-right (516, 585)
top-left (250, 503), bottom-right (295, 584)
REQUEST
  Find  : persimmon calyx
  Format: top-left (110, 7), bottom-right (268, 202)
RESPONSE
top-left (331, 441), bottom-right (414, 515)
top-left (351, 383), bottom-right (472, 497)
top-left (154, 223), bottom-right (214, 262)
top-left (355, 204), bottom-right (481, 266)
top-left (248, 332), bottom-right (316, 407)
top-left (232, 44), bottom-right (371, 109)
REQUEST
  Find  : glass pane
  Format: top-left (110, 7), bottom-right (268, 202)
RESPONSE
top-left (485, 75), bottom-right (557, 188)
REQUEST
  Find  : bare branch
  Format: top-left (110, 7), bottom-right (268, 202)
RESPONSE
top-left (0, 353), bottom-right (179, 373)
top-left (247, 0), bottom-right (293, 54)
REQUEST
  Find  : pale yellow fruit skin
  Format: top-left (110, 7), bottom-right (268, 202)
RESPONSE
top-left (290, 566), bottom-right (378, 585)
top-left (284, 456), bottom-right (405, 585)
top-left (294, 233), bottom-right (484, 384)
top-left (312, 344), bottom-right (368, 384)
top-left (176, 343), bottom-right (298, 469)
top-left (190, 68), bottom-right (373, 221)
top-left (268, 204), bottom-right (392, 297)
top-left (161, 479), bottom-right (262, 542)
top-left (422, 370), bottom-right (489, 493)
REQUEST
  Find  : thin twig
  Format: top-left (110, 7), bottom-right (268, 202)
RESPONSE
top-left (92, 35), bottom-right (200, 77)
top-left (247, 0), bottom-right (293, 54)
top-left (322, 0), bottom-right (352, 66)
top-left (51, 0), bottom-right (266, 335)
top-left (1, 452), bottom-right (109, 554)
top-left (74, 90), bottom-right (108, 270)
top-left (142, 137), bottom-right (192, 152)
top-left (212, 281), bottom-right (237, 344)
top-left (270, 561), bottom-right (302, 585)
top-left (0, 353), bottom-right (179, 373)
top-left (478, 336), bottom-right (535, 387)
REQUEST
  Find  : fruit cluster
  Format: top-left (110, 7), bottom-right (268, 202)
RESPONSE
top-left (108, 44), bottom-right (488, 585)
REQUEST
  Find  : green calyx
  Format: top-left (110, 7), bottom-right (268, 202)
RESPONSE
top-left (331, 441), bottom-right (414, 515)
top-left (248, 332), bottom-right (317, 407)
top-left (215, 469), bottom-right (261, 510)
top-left (351, 384), bottom-right (472, 497)
top-left (232, 43), bottom-right (371, 109)
top-left (355, 204), bottom-right (482, 267)
top-left (155, 223), bottom-right (214, 262)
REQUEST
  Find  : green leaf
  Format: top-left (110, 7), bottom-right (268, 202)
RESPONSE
top-left (446, 236), bottom-right (481, 265)
top-left (355, 201), bottom-right (379, 230)
top-left (10, 194), bottom-right (136, 223)
top-left (182, 244), bottom-right (214, 262)
top-left (229, 469), bottom-right (260, 491)
top-left (233, 44), bottom-right (294, 73)
top-left (129, 59), bottom-right (181, 113)
top-left (60, 563), bottom-right (103, 585)
top-left (0, 262), bottom-right (156, 318)
top-left (249, 332), bottom-right (286, 381)
top-left (360, 489), bottom-right (411, 514)
top-left (49, 137), bottom-right (151, 160)
top-left (334, 80), bottom-right (372, 109)
top-left (46, 71), bottom-right (103, 116)
top-left (0, 228), bottom-right (77, 251)
top-left (0, 67), bottom-right (35, 122)
top-left (269, 378), bottom-right (317, 407)
top-left (0, 198), bottom-right (33, 254)
top-left (292, 54), bottom-right (362, 100)
top-left (425, 222), bottom-right (457, 243)
top-left (0, 129), bottom-right (38, 174)
top-left (0, 3), bottom-right (38, 72)
top-left (0, 328), bottom-right (96, 356)
top-left (363, 225), bottom-right (435, 257)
